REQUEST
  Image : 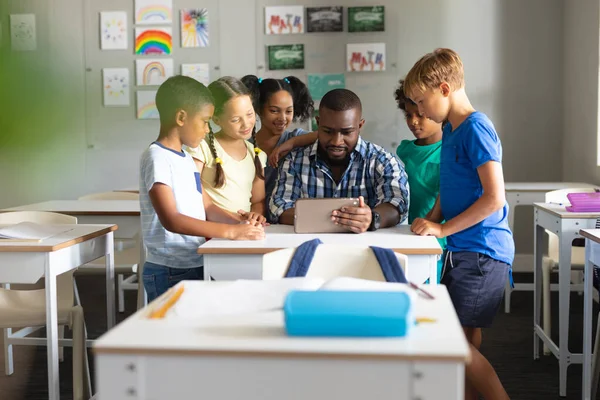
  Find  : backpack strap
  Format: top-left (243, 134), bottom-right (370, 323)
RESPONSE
top-left (370, 246), bottom-right (408, 283)
top-left (285, 238), bottom-right (323, 277)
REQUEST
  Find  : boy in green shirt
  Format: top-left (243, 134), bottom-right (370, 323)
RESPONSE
top-left (394, 79), bottom-right (446, 282)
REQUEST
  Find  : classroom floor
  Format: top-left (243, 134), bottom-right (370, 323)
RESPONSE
top-left (0, 273), bottom-right (597, 400)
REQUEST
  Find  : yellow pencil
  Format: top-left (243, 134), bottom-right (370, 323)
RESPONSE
top-left (150, 285), bottom-right (185, 319)
top-left (416, 317), bottom-right (437, 324)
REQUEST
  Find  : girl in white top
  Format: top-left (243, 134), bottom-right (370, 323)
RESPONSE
top-left (187, 77), bottom-right (268, 219)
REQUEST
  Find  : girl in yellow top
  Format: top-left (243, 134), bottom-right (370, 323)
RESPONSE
top-left (186, 77), bottom-right (268, 220)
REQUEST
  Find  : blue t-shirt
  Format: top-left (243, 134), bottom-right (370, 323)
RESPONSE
top-left (440, 112), bottom-right (514, 266)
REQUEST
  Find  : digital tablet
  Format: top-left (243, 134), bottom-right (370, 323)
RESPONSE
top-left (294, 198), bottom-right (360, 234)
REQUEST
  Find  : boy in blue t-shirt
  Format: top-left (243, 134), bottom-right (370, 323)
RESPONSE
top-left (405, 49), bottom-right (513, 400)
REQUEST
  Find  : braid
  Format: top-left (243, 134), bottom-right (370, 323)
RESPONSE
top-left (208, 128), bottom-right (226, 188)
top-left (251, 127), bottom-right (265, 181)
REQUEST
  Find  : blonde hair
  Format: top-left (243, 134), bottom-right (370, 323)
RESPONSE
top-left (403, 48), bottom-right (465, 99)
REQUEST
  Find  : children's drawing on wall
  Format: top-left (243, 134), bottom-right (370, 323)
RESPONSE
top-left (181, 63), bottom-right (210, 86)
top-left (265, 6), bottom-right (304, 35)
top-left (10, 14), bottom-right (36, 52)
top-left (135, 0), bottom-right (173, 25)
top-left (135, 27), bottom-right (172, 55)
top-left (181, 9), bottom-right (209, 48)
top-left (267, 44), bottom-right (305, 70)
top-left (306, 7), bottom-right (343, 33)
top-left (136, 59), bottom-right (174, 86)
top-left (100, 11), bottom-right (127, 50)
top-left (347, 43), bottom-right (386, 72)
top-left (348, 6), bottom-right (385, 33)
top-left (102, 68), bottom-right (130, 107)
top-left (137, 90), bottom-right (159, 119)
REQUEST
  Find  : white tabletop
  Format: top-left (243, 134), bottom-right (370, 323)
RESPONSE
top-left (198, 224), bottom-right (442, 255)
top-left (580, 229), bottom-right (600, 244)
top-left (0, 224), bottom-right (117, 252)
top-left (93, 282), bottom-right (469, 362)
top-left (3, 200), bottom-right (140, 216)
top-left (534, 202), bottom-right (600, 219)
top-left (505, 182), bottom-right (597, 192)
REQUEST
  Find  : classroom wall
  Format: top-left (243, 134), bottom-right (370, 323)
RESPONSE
top-left (563, 0), bottom-right (600, 185)
top-left (0, 0), bottom-right (566, 211)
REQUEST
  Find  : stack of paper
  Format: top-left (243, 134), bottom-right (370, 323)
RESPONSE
top-left (0, 222), bottom-right (74, 242)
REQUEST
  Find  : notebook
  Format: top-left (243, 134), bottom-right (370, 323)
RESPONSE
top-left (0, 222), bottom-right (75, 242)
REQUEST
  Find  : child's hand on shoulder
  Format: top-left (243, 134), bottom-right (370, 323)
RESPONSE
top-left (238, 210), bottom-right (269, 227)
top-left (227, 222), bottom-right (265, 241)
top-left (411, 218), bottom-right (445, 238)
top-left (268, 142), bottom-right (294, 168)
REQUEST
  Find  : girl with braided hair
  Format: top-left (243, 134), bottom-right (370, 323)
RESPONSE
top-left (185, 76), bottom-right (268, 224)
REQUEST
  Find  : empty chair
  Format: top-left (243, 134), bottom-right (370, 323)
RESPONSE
top-left (0, 211), bottom-right (90, 400)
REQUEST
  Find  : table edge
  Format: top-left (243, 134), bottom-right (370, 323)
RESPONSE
top-left (197, 247), bottom-right (443, 255)
top-left (92, 346), bottom-right (469, 363)
top-left (0, 225), bottom-right (118, 252)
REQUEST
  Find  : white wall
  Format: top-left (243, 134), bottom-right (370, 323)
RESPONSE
top-left (563, 0), bottom-right (600, 184)
top-left (0, 0), bottom-right (567, 209)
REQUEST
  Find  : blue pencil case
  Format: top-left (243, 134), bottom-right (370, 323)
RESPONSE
top-left (283, 290), bottom-right (413, 337)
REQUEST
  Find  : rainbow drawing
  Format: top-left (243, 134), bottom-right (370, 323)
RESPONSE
top-left (135, 0), bottom-right (173, 25)
top-left (136, 59), bottom-right (173, 86)
top-left (181, 9), bottom-right (209, 48)
top-left (137, 90), bottom-right (159, 119)
top-left (135, 27), bottom-right (172, 55)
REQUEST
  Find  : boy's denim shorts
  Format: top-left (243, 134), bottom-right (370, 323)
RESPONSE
top-left (441, 251), bottom-right (509, 328)
top-left (143, 261), bottom-right (204, 303)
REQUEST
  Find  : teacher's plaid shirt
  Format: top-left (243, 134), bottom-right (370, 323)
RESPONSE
top-left (269, 138), bottom-right (409, 223)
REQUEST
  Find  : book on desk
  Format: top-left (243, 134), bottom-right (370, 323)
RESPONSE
top-left (0, 222), bottom-right (74, 242)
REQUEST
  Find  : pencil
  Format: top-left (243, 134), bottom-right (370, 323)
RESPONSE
top-left (149, 285), bottom-right (185, 319)
top-left (408, 281), bottom-right (435, 300)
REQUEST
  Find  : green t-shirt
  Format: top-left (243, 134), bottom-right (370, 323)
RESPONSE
top-left (396, 139), bottom-right (447, 252)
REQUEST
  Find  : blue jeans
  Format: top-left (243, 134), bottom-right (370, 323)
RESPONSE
top-left (143, 262), bottom-right (204, 303)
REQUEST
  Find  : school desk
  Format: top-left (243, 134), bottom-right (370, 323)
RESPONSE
top-left (533, 203), bottom-right (600, 397)
top-left (578, 229), bottom-right (600, 400)
top-left (93, 281), bottom-right (469, 400)
top-left (197, 224), bottom-right (442, 284)
top-left (0, 224), bottom-right (116, 400)
top-left (503, 182), bottom-right (597, 312)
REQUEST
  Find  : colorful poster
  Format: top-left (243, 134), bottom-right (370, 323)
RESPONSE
top-left (181, 9), bottom-right (208, 48)
top-left (348, 6), bottom-right (385, 32)
top-left (347, 43), bottom-right (386, 72)
top-left (181, 63), bottom-right (210, 86)
top-left (102, 68), bottom-right (130, 107)
top-left (265, 6), bottom-right (304, 35)
top-left (137, 90), bottom-right (159, 119)
top-left (136, 59), bottom-right (174, 86)
top-left (100, 11), bottom-right (127, 50)
top-left (10, 14), bottom-right (36, 51)
top-left (307, 74), bottom-right (345, 100)
top-left (135, 27), bottom-right (172, 55)
top-left (267, 44), bottom-right (304, 71)
top-left (135, 0), bottom-right (173, 25)
top-left (306, 7), bottom-right (343, 33)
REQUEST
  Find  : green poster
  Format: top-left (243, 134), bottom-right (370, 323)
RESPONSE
top-left (348, 6), bottom-right (385, 32)
top-left (311, 109), bottom-right (319, 131)
top-left (307, 73), bottom-right (346, 100)
top-left (267, 44), bottom-right (305, 70)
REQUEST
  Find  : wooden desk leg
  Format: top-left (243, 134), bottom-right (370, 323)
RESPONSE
top-left (45, 255), bottom-right (60, 400)
top-left (583, 240), bottom-right (594, 400)
top-left (105, 232), bottom-right (116, 329)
